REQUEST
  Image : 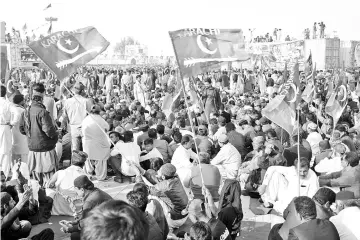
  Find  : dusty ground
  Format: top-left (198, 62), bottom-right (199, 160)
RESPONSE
top-left (29, 179), bottom-right (273, 240)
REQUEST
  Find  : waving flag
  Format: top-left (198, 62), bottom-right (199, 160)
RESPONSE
top-left (325, 81), bottom-right (348, 125)
top-left (169, 28), bottom-right (250, 77)
top-left (29, 26), bottom-right (109, 80)
top-left (263, 62), bottom-right (300, 135)
top-left (305, 51), bottom-right (313, 82)
top-left (44, 3), bottom-right (52, 10)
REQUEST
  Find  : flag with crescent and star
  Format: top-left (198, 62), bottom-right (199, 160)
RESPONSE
top-left (29, 26), bottom-right (109, 80)
top-left (169, 28), bottom-right (250, 78)
top-left (325, 72), bottom-right (348, 126)
top-left (262, 62), bottom-right (300, 135)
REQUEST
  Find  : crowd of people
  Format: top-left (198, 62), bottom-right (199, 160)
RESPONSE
top-left (1, 62), bottom-right (360, 240)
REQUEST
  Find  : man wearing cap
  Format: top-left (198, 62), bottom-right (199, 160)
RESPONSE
top-left (20, 83), bottom-right (58, 186)
top-left (147, 163), bottom-right (189, 229)
top-left (63, 81), bottom-right (93, 152)
top-left (211, 134), bottom-right (242, 180)
top-left (45, 150), bottom-right (87, 216)
top-left (60, 175), bottom-right (112, 239)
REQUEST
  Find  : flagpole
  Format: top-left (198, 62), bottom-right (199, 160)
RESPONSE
top-left (169, 35), bottom-right (205, 186)
top-left (297, 108), bottom-right (301, 197)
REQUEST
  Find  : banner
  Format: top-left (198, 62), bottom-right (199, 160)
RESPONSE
top-left (350, 41), bottom-right (360, 67)
top-left (20, 47), bottom-right (41, 62)
top-left (169, 28), bottom-right (250, 78)
top-left (29, 26), bottom-right (109, 80)
top-left (247, 40), bottom-right (305, 69)
top-left (0, 44), bottom-right (11, 79)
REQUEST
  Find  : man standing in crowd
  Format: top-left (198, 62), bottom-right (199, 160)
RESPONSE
top-left (0, 86), bottom-right (15, 178)
top-left (20, 83), bottom-right (58, 186)
top-left (63, 82), bottom-right (93, 152)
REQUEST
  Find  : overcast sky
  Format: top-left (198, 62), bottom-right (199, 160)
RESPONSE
top-left (2, 0), bottom-right (359, 55)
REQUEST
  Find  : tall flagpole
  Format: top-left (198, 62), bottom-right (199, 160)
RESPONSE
top-left (297, 108), bottom-right (301, 196)
top-left (169, 35), bottom-right (206, 186)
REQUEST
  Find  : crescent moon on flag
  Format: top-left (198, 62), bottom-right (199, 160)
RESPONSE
top-left (287, 83), bottom-right (298, 103)
top-left (57, 40), bottom-right (79, 54)
top-left (197, 35), bottom-right (217, 55)
top-left (339, 85), bottom-right (347, 102)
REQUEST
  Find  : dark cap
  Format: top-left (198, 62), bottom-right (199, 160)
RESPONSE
top-left (74, 175), bottom-right (94, 189)
top-left (159, 163), bottom-right (177, 177)
top-left (71, 150), bottom-right (88, 165)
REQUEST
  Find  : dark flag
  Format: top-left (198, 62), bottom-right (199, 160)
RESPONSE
top-left (44, 3), bottom-right (52, 10)
top-left (29, 26), bottom-right (109, 80)
top-left (305, 51), bottom-right (313, 82)
top-left (169, 28), bottom-right (250, 78)
top-left (47, 24), bottom-right (52, 34)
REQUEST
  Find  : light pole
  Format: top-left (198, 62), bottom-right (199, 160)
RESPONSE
top-left (45, 17), bottom-right (58, 34)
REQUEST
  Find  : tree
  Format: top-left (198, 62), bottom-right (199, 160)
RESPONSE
top-left (113, 36), bottom-right (140, 55)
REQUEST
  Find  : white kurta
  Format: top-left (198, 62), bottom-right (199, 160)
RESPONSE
top-left (11, 105), bottom-right (29, 156)
top-left (111, 141), bottom-right (141, 176)
top-left (134, 81), bottom-right (146, 107)
top-left (0, 97), bottom-right (15, 177)
top-left (81, 114), bottom-right (110, 161)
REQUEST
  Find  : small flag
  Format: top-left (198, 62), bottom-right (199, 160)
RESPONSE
top-left (44, 3), bottom-right (52, 10)
top-left (29, 26), bottom-right (109, 80)
top-left (305, 52), bottom-right (313, 82)
top-left (325, 81), bottom-right (348, 126)
top-left (47, 24), bottom-right (52, 34)
top-left (283, 61), bottom-right (288, 82)
top-left (302, 84), bottom-right (315, 103)
top-left (169, 28), bottom-right (250, 78)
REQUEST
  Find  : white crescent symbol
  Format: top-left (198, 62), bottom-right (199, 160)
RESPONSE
top-left (339, 85), bottom-right (347, 102)
top-left (57, 40), bottom-right (79, 54)
top-left (197, 35), bottom-right (217, 55)
top-left (287, 83), bottom-right (298, 103)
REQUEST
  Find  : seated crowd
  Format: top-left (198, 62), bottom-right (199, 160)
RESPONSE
top-left (1, 66), bottom-right (360, 240)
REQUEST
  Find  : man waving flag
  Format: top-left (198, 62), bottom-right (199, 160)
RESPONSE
top-left (29, 26), bottom-right (109, 80)
top-left (169, 28), bottom-right (250, 78)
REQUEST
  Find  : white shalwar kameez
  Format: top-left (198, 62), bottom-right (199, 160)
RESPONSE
top-left (11, 104), bottom-right (29, 163)
top-left (0, 97), bottom-right (16, 178)
top-left (81, 114), bottom-right (110, 180)
top-left (134, 80), bottom-right (146, 107)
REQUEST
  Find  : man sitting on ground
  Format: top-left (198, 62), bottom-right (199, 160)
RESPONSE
top-left (183, 152), bottom-right (221, 202)
top-left (1, 191), bottom-right (54, 240)
top-left (211, 134), bottom-right (242, 180)
top-left (258, 157), bottom-right (319, 214)
top-left (127, 190), bottom-right (164, 240)
top-left (288, 196), bottom-right (340, 240)
top-left (319, 151), bottom-right (360, 198)
top-left (81, 200), bottom-right (149, 240)
top-left (146, 163), bottom-right (189, 230)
